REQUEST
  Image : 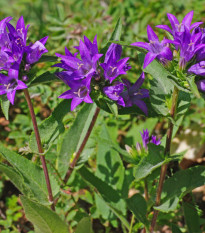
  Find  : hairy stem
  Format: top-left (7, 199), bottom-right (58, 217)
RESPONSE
top-left (144, 179), bottom-right (149, 201)
top-left (128, 214), bottom-right (135, 233)
top-left (24, 89), bottom-right (55, 211)
top-left (63, 106), bottom-right (100, 184)
top-left (150, 86), bottom-right (179, 232)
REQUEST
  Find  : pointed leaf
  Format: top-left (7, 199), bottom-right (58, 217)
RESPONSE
top-left (0, 95), bottom-right (10, 120)
top-left (75, 217), bottom-right (93, 233)
top-left (21, 196), bottom-right (69, 233)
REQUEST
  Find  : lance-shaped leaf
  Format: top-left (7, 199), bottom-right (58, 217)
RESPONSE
top-left (134, 144), bottom-right (183, 181)
top-left (0, 95), bottom-right (10, 120)
top-left (20, 196), bottom-right (69, 233)
top-left (155, 166), bottom-right (205, 212)
top-left (75, 217), bottom-right (93, 233)
top-left (29, 100), bottom-right (71, 153)
top-left (57, 103), bottom-right (97, 178)
top-left (0, 144), bottom-right (59, 204)
top-left (29, 71), bottom-right (58, 86)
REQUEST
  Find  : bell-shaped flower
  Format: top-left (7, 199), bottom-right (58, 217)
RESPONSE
top-left (58, 77), bottom-right (93, 111)
top-left (156, 11), bottom-right (202, 41)
top-left (26, 36), bottom-right (48, 64)
top-left (188, 61), bottom-right (205, 76)
top-left (55, 38), bottom-right (103, 80)
top-left (196, 79), bottom-right (205, 92)
top-left (100, 43), bottom-right (130, 83)
top-left (139, 129), bottom-right (161, 151)
top-left (120, 72), bottom-right (149, 115)
top-left (131, 25), bottom-right (173, 69)
top-left (103, 81), bottom-right (125, 106)
top-left (0, 69), bottom-right (27, 104)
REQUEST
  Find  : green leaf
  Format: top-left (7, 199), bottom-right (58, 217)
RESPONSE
top-left (0, 163), bottom-right (31, 196)
top-left (134, 144), bottom-right (183, 181)
top-left (29, 100), bottom-right (71, 153)
top-left (35, 55), bottom-right (58, 63)
top-left (29, 72), bottom-right (58, 86)
top-left (0, 144), bottom-right (59, 204)
top-left (0, 95), bottom-right (10, 120)
top-left (57, 104), bottom-right (97, 178)
top-left (138, 53), bottom-right (189, 116)
top-left (126, 194), bottom-right (149, 228)
top-left (155, 166), bottom-right (205, 212)
top-left (20, 196), bottom-right (69, 233)
top-left (75, 217), bottom-right (93, 233)
top-left (177, 91), bottom-right (191, 117)
top-left (96, 125), bottom-right (125, 196)
top-left (183, 200), bottom-right (202, 233)
top-left (186, 75), bottom-right (201, 98)
top-left (79, 166), bottom-right (126, 214)
top-left (172, 224), bottom-right (183, 233)
top-left (106, 101), bottom-right (118, 117)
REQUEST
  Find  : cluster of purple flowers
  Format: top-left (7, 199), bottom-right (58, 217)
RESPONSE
top-left (0, 16), bottom-right (48, 104)
top-left (55, 37), bottom-right (149, 114)
top-left (132, 11), bottom-right (205, 93)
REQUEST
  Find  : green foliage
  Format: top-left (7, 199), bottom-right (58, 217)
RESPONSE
top-left (20, 196), bottom-right (69, 233)
top-left (0, 95), bottom-right (10, 120)
top-left (29, 99), bottom-right (71, 153)
top-left (0, 143), bottom-right (59, 204)
top-left (75, 217), bottom-right (93, 233)
top-left (57, 103), bottom-right (97, 178)
top-left (155, 166), bottom-right (205, 212)
top-left (183, 200), bottom-right (202, 233)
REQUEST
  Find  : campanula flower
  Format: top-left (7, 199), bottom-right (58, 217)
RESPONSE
top-left (156, 11), bottom-right (202, 42)
top-left (188, 61), bottom-right (205, 76)
top-left (103, 81), bottom-right (125, 106)
top-left (100, 43), bottom-right (130, 83)
top-left (120, 72), bottom-right (149, 115)
top-left (196, 79), bottom-right (205, 92)
top-left (58, 77), bottom-right (93, 111)
top-left (131, 25), bottom-right (173, 68)
top-left (0, 69), bottom-right (27, 104)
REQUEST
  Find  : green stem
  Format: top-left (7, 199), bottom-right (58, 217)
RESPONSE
top-left (150, 86), bottom-right (179, 232)
top-left (128, 214), bottom-right (135, 233)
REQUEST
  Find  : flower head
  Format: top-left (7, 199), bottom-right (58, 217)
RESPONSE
top-left (188, 61), bottom-right (205, 76)
top-left (100, 43), bottom-right (130, 83)
top-left (58, 77), bottom-right (93, 111)
top-left (131, 25), bottom-right (173, 68)
top-left (103, 81), bottom-right (125, 106)
top-left (120, 72), bottom-right (149, 115)
top-left (0, 69), bottom-right (27, 104)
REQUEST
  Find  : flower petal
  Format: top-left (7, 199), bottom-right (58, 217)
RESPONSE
top-left (7, 90), bottom-right (16, 105)
top-left (156, 25), bottom-right (172, 34)
top-left (143, 52), bottom-right (157, 69)
top-left (182, 11), bottom-right (193, 28)
top-left (147, 25), bottom-right (158, 42)
top-left (131, 42), bottom-right (150, 50)
top-left (167, 13), bottom-right (179, 30)
top-left (71, 98), bottom-right (83, 111)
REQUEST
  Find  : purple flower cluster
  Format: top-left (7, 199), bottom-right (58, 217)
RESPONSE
top-left (0, 16), bottom-right (48, 104)
top-left (132, 11), bottom-right (205, 93)
top-left (136, 129), bottom-right (161, 152)
top-left (55, 37), bottom-right (149, 114)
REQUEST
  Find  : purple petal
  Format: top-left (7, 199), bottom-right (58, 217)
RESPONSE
top-left (39, 36), bottom-right (48, 45)
top-left (7, 90), bottom-right (16, 105)
top-left (0, 16), bottom-right (12, 32)
top-left (190, 22), bottom-right (203, 30)
top-left (130, 72), bottom-right (145, 92)
top-left (0, 86), bottom-right (6, 95)
top-left (143, 52), bottom-right (157, 69)
top-left (182, 11), bottom-right (193, 28)
top-left (16, 16), bottom-right (25, 30)
top-left (16, 80), bottom-right (27, 90)
top-left (147, 25), bottom-right (158, 42)
top-left (84, 95), bottom-right (93, 103)
top-left (133, 99), bottom-right (148, 115)
top-left (8, 69), bottom-right (18, 79)
top-left (167, 13), bottom-right (179, 30)
top-left (58, 90), bottom-right (73, 99)
top-left (131, 42), bottom-right (150, 50)
top-left (197, 80), bottom-right (205, 91)
top-left (79, 40), bottom-right (91, 62)
top-left (159, 46), bottom-right (173, 61)
top-left (71, 98), bottom-right (83, 111)
top-left (156, 25), bottom-right (172, 34)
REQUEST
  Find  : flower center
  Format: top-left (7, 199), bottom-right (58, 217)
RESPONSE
top-left (75, 86), bottom-right (88, 98)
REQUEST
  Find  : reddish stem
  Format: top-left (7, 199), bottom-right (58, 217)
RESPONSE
top-left (24, 89), bottom-right (55, 211)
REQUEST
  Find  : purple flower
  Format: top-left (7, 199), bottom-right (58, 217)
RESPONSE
top-left (196, 79), bottom-right (205, 92)
top-left (140, 129), bottom-right (150, 150)
top-left (120, 72), bottom-right (149, 115)
top-left (26, 36), bottom-right (48, 64)
top-left (58, 77), bottom-right (93, 111)
top-left (0, 69), bottom-right (27, 104)
top-left (100, 43), bottom-right (130, 83)
top-left (103, 81), bottom-right (125, 106)
top-left (151, 135), bottom-right (161, 145)
top-left (138, 128), bottom-right (161, 151)
top-left (188, 61), bottom-right (205, 76)
top-left (178, 28), bottom-right (205, 69)
top-left (55, 37), bottom-right (103, 81)
top-left (156, 11), bottom-right (202, 41)
top-left (131, 25), bottom-right (173, 69)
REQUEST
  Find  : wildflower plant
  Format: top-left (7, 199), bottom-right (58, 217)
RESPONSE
top-left (0, 11), bottom-right (205, 233)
